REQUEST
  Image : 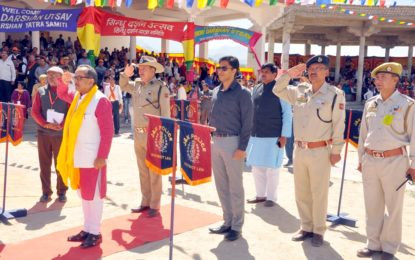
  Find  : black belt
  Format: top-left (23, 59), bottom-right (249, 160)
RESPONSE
top-left (212, 133), bottom-right (238, 137)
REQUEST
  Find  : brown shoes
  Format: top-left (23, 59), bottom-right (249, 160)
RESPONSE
top-left (356, 248), bottom-right (382, 258)
top-left (311, 234), bottom-right (324, 247)
top-left (246, 197), bottom-right (266, 204)
top-left (292, 230), bottom-right (314, 241)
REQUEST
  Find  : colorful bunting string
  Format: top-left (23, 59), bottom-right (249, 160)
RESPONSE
top-left (320, 4), bottom-right (415, 27)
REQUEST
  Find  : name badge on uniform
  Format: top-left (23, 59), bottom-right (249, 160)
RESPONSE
top-left (315, 99), bottom-right (325, 108)
top-left (383, 114), bottom-right (394, 126)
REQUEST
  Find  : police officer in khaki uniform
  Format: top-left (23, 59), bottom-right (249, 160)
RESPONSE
top-left (357, 63), bottom-right (415, 260)
top-left (119, 56), bottom-right (170, 218)
top-left (273, 55), bottom-right (345, 247)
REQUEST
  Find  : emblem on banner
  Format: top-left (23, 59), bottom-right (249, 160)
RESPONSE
top-left (186, 104), bottom-right (196, 119)
top-left (183, 133), bottom-right (207, 164)
top-left (151, 125), bottom-right (173, 153)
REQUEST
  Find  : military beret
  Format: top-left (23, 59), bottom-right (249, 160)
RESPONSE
top-left (306, 55), bottom-right (329, 68)
top-left (371, 62), bottom-right (402, 78)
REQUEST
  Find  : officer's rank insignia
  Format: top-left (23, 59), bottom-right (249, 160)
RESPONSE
top-left (339, 103), bottom-right (345, 110)
top-left (164, 93), bottom-right (169, 98)
top-left (383, 114), bottom-right (394, 126)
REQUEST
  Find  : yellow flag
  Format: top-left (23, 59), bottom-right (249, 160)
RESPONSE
top-left (367, 0), bottom-right (374, 5)
top-left (148, 0), bottom-right (158, 9)
top-left (95, 0), bottom-right (102, 6)
top-left (331, 0), bottom-right (345, 3)
top-left (255, 0), bottom-right (262, 6)
top-left (197, 0), bottom-right (208, 8)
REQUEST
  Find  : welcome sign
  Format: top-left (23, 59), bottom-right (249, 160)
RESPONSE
top-left (0, 5), bottom-right (82, 32)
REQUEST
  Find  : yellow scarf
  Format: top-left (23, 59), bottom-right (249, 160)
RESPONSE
top-left (57, 85), bottom-right (98, 190)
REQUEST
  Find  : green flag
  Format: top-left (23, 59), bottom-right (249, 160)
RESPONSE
top-left (207, 0), bottom-right (216, 6)
top-left (269, 0), bottom-right (278, 5)
top-left (158, 0), bottom-right (165, 7)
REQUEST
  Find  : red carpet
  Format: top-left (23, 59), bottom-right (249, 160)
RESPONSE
top-left (0, 204), bottom-right (221, 260)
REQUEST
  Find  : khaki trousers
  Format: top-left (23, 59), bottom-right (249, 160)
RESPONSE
top-left (293, 146), bottom-right (331, 236)
top-left (361, 153), bottom-right (408, 255)
top-left (134, 131), bottom-right (162, 209)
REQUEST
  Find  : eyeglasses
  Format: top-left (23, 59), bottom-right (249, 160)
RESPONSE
top-left (74, 76), bottom-right (91, 81)
top-left (217, 66), bottom-right (233, 72)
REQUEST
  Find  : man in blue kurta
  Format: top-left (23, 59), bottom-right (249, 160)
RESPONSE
top-left (246, 63), bottom-right (292, 207)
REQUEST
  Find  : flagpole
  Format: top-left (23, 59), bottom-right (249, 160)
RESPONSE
top-left (168, 121), bottom-right (178, 260)
top-left (326, 109), bottom-right (357, 227)
top-left (0, 105), bottom-right (11, 218)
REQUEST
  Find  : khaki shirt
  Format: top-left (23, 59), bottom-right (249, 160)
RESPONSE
top-left (119, 73), bottom-right (170, 128)
top-left (358, 91), bottom-right (415, 168)
top-left (272, 74), bottom-right (346, 154)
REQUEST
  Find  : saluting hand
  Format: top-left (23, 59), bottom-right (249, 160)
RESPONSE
top-left (94, 158), bottom-right (107, 169)
top-left (124, 64), bottom-right (135, 78)
top-left (330, 153), bottom-right (341, 167)
top-left (287, 63), bottom-right (306, 79)
top-left (62, 71), bottom-right (73, 85)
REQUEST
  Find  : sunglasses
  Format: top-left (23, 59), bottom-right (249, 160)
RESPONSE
top-left (217, 66), bottom-right (234, 72)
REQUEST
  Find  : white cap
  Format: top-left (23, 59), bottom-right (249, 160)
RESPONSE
top-left (47, 66), bottom-right (64, 74)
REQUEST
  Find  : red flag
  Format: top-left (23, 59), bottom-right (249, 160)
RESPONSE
top-left (0, 103), bottom-right (25, 145)
top-left (220, 0), bottom-right (229, 8)
top-left (8, 104), bottom-right (25, 145)
top-left (0, 103), bottom-right (7, 142)
top-left (145, 115), bottom-right (176, 175)
top-left (179, 121), bottom-right (212, 185)
top-left (166, 0), bottom-right (175, 8)
top-left (170, 98), bottom-right (182, 120)
top-left (184, 100), bottom-right (199, 123)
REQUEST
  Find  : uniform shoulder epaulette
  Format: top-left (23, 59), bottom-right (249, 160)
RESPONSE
top-left (399, 93), bottom-right (415, 104)
top-left (367, 95), bottom-right (377, 102)
top-left (157, 79), bottom-right (168, 88)
top-left (327, 84), bottom-right (344, 96)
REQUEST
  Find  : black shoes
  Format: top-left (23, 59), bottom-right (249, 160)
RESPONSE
top-left (264, 200), bottom-right (275, 207)
top-left (284, 160), bottom-right (293, 167)
top-left (311, 234), bottom-right (324, 247)
top-left (381, 252), bottom-right (395, 260)
top-left (246, 197), bottom-right (266, 204)
top-left (292, 230), bottom-right (314, 241)
top-left (131, 206), bottom-right (150, 213)
top-left (357, 247), bottom-right (382, 258)
top-left (225, 230), bottom-right (241, 241)
top-left (147, 208), bottom-right (159, 218)
top-left (209, 225), bottom-right (231, 234)
top-left (39, 194), bottom-right (51, 203)
top-left (80, 234), bottom-right (102, 249)
top-left (58, 194), bottom-right (67, 203)
top-left (68, 230), bottom-right (89, 242)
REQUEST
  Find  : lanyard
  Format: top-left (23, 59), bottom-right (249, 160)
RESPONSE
top-left (17, 92), bottom-right (22, 101)
top-left (48, 90), bottom-right (58, 108)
